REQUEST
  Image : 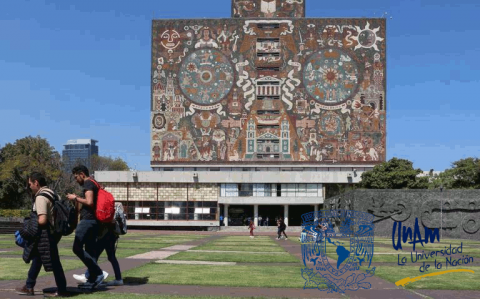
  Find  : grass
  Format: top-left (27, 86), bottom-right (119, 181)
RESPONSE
top-left (123, 263), bottom-right (304, 288)
top-left (370, 265), bottom-right (480, 290)
top-left (205, 242), bottom-right (279, 247)
top-left (191, 244), bottom-right (285, 252)
top-left (117, 242), bottom-right (180, 250)
top-left (0, 258), bottom-right (85, 280)
top-left (73, 294), bottom-right (294, 299)
top-left (167, 251), bottom-right (300, 263)
top-left (56, 247), bottom-right (154, 258)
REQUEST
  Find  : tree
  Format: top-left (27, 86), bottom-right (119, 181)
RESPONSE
top-left (0, 136), bottom-right (77, 208)
top-left (432, 157), bottom-right (480, 189)
top-left (358, 157), bottom-right (429, 189)
top-left (90, 155), bottom-right (129, 172)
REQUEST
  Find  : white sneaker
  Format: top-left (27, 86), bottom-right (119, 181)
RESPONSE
top-left (285, 238), bottom-right (288, 240)
top-left (74, 271), bottom-right (109, 283)
top-left (106, 279), bottom-right (124, 286)
top-left (276, 238), bottom-right (280, 240)
top-left (73, 274), bottom-right (87, 283)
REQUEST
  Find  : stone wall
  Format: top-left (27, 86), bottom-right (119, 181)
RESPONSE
top-left (325, 190), bottom-right (480, 240)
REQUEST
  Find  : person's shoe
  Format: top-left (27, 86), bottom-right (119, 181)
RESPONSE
top-left (92, 273), bottom-right (105, 289)
top-left (106, 279), bottom-right (124, 286)
top-left (276, 238), bottom-right (280, 240)
top-left (15, 285), bottom-right (34, 296)
top-left (73, 274), bottom-right (87, 283)
top-left (285, 238), bottom-right (288, 240)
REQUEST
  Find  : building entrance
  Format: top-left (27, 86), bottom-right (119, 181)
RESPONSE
top-left (228, 205), bottom-right (253, 226)
top-left (258, 205), bottom-right (284, 226)
top-left (289, 205), bottom-right (318, 226)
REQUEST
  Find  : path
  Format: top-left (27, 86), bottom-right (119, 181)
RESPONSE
top-left (0, 231), bottom-right (479, 299)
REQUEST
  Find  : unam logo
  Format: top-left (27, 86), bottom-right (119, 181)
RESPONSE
top-left (300, 210), bottom-right (376, 293)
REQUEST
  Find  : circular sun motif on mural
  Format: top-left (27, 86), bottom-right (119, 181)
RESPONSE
top-left (179, 49), bottom-right (234, 105)
top-left (303, 48), bottom-right (360, 105)
top-left (152, 113), bottom-right (166, 130)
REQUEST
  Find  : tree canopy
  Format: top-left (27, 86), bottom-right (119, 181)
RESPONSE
top-left (90, 155), bottom-right (129, 172)
top-left (0, 136), bottom-right (130, 209)
top-left (431, 157), bottom-right (480, 189)
top-left (358, 157), bottom-right (429, 189)
top-left (0, 136), bottom-right (72, 208)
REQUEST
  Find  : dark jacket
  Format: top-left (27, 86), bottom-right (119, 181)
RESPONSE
top-left (19, 202), bottom-right (57, 272)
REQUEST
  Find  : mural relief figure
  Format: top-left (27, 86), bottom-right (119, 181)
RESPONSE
top-left (195, 27), bottom-right (219, 49)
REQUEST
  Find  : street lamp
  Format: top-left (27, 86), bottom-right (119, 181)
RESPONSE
top-left (440, 185), bottom-right (443, 239)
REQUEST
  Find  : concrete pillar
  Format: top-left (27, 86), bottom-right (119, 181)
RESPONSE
top-left (314, 204), bottom-right (319, 222)
top-left (224, 204), bottom-right (229, 227)
top-left (135, 201), bottom-right (140, 220)
top-left (254, 204), bottom-right (259, 227)
top-left (194, 202), bottom-right (199, 220)
top-left (284, 204), bottom-right (289, 226)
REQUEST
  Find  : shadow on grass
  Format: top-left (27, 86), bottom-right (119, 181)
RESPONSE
top-left (123, 276), bottom-right (149, 285)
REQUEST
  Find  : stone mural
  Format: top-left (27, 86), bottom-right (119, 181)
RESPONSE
top-left (232, 0), bottom-right (305, 18)
top-left (325, 190), bottom-right (480, 240)
top-left (151, 1), bottom-right (386, 165)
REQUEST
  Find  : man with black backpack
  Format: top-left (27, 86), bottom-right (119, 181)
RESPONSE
top-left (15, 172), bottom-right (68, 297)
top-left (66, 165), bottom-right (105, 289)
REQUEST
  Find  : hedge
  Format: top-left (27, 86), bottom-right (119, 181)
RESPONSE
top-left (0, 210), bottom-right (30, 218)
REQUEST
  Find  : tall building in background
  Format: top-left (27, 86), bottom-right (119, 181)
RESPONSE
top-left (62, 139), bottom-right (99, 171)
top-left (96, 0), bottom-right (386, 229)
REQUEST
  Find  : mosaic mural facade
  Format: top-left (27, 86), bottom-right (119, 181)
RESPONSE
top-left (151, 5), bottom-right (386, 165)
top-left (232, 0), bottom-right (305, 18)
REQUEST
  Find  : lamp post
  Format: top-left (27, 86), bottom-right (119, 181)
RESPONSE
top-left (440, 185), bottom-right (443, 240)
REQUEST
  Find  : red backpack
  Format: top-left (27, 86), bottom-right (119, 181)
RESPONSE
top-left (89, 179), bottom-right (115, 223)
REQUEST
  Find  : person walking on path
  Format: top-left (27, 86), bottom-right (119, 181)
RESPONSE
top-left (248, 220), bottom-right (256, 238)
top-left (276, 218), bottom-right (288, 240)
top-left (15, 172), bottom-right (68, 297)
top-left (66, 165), bottom-right (105, 289)
top-left (73, 222), bottom-right (123, 286)
top-left (265, 216), bottom-right (269, 226)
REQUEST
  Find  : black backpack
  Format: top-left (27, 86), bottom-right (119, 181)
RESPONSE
top-left (37, 192), bottom-right (77, 236)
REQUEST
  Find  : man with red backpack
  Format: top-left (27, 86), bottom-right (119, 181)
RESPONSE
top-left (67, 165), bottom-right (105, 289)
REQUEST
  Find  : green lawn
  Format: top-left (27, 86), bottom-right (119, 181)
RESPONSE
top-left (191, 244), bottom-right (285, 252)
top-left (117, 242), bottom-right (180, 250)
top-left (56, 247), bottom-right (154, 258)
top-left (73, 294), bottom-right (292, 299)
top-left (123, 263), bottom-right (304, 288)
top-left (205, 242), bottom-right (279, 247)
top-left (167, 251), bottom-right (300, 263)
top-left (0, 258), bottom-right (85, 280)
top-left (370, 266), bottom-right (480, 290)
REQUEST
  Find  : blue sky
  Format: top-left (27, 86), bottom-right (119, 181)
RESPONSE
top-left (0, 0), bottom-right (478, 171)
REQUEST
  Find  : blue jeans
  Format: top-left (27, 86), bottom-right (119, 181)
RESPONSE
top-left (26, 234), bottom-right (66, 292)
top-left (73, 220), bottom-right (102, 281)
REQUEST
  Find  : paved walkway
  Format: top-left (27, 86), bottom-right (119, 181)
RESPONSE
top-left (0, 231), bottom-right (479, 299)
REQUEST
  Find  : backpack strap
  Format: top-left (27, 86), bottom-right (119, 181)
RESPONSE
top-left (37, 192), bottom-right (58, 203)
top-left (86, 178), bottom-right (103, 190)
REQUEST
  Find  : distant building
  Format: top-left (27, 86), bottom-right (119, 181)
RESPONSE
top-left (62, 139), bottom-right (99, 171)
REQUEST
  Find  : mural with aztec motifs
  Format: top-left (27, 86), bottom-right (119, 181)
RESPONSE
top-left (151, 8), bottom-right (386, 165)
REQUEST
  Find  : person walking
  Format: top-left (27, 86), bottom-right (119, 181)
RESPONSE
top-left (73, 221), bottom-right (123, 286)
top-left (66, 165), bottom-right (105, 288)
top-left (15, 172), bottom-right (68, 297)
top-left (248, 220), bottom-right (256, 238)
top-left (265, 216), bottom-right (269, 226)
top-left (276, 218), bottom-right (288, 240)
